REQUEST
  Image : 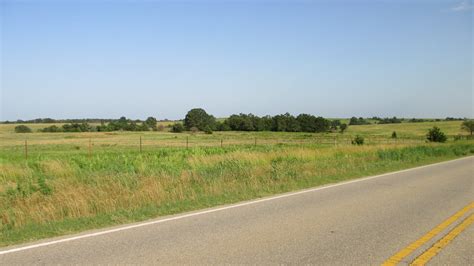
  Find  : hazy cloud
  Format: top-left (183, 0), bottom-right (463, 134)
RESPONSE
top-left (451, 0), bottom-right (473, 12)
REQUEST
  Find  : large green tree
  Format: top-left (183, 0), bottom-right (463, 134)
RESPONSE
top-left (184, 108), bottom-right (216, 131)
top-left (296, 114), bottom-right (317, 132)
top-left (272, 113), bottom-right (300, 132)
top-left (145, 116), bottom-right (158, 130)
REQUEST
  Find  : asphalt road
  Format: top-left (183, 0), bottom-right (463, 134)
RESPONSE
top-left (1, 157), bottom-right (473, 265)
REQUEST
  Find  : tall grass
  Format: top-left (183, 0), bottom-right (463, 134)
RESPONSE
top-left (1, 141), bottom-right (473, 246)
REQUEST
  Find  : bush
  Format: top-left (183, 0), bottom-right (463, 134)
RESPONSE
top-left (352, 135), bottom-right (364, 145)
top-left (171, 123), bottom-right (184, 133)
top-left (62, 123), bottom-right (92, 132)
top-left (145, 117), bottom-right (158, 130)
top-left (204, 126), bottom-right (213, 134)
top-left (14, 125), bottom-right (32, 133)
top-left (340, 123), bottom-right (348, 133)
top-left (391, 131), bottom-right (397, 139)
top-left (41, 125), bottom-right (62, 132)
top-left (426, 126), bottom-right (447, 143)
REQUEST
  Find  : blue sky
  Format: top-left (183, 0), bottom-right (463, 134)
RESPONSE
top-left (0, 0), bottom-right (472, 120)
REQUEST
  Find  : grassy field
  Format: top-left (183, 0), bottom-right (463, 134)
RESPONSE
top-left (0, 120), bottom-right (468, 151)
top-left (0, 120), bottom-right (472, 246)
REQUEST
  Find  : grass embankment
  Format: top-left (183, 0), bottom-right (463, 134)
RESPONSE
top-left (1, 141), bottom-right (473, 246)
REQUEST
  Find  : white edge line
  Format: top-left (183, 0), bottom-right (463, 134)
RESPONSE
top-left (0, 156), bottom-right (472, 256)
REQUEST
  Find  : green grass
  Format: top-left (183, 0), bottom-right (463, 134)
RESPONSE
top-left (0, 121), bottom-right (472, 247)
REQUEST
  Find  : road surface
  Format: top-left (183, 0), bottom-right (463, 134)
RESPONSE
top-left (1, 157), bottom-right (473, 265)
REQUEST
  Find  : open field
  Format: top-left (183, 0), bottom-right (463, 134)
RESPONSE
top-left (0, 120), bottom-right (469, 152)
top-left (0, 121), bottom-right (473, 246)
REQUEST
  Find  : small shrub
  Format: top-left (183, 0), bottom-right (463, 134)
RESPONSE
top-left (204, 126), bottom-right (213, 134)
top-left (171, 123), bottom-right (184, 133)
top-left (14, 125), bottom-right (32, 133)
top-left (426, 126), bottom-right (447, 143)
top-left (340, 123), bottom-right (348, 133)
top-left (391, 131), bottom-right (397, 139)
top-left (190, 127), bottom-right (199, 134)
top-left (352, 135), bottom-right (364, 145)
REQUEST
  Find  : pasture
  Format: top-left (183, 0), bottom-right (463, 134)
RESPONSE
top-left (0, 120), bottom-right (472, 246)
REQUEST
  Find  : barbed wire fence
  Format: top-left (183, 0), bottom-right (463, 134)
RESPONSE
top-left (2, 133), bottom-right (446, 160)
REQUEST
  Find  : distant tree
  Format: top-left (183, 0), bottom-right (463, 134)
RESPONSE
top-left (461, 120), bottom-right (474, 135)
top-left (171, 123), bottom-right (184, 133)
top-left (226, 114), bottom-right (254, 131)
top-left (137, 123), bottom-right (150, 131)
top-left (286, 115), bottom-right (301, 132)
top-left (118, 116), bottom-right (128, 124)
top-left (215, 121), bottom-right (231, 131)
top-left (40, 125), bottom-right (62, 132)
top-left (296, 114), bottom-right (317, 132)
top-left (330, 120), bottom-right (341, 131)
top-left (391, 131), bottom-right (397, 139)
top-left (62, 123), bottom-right (91, 132)
top-left (144, 117), bottom-right (158, 130)
top-left (409, 118), bottom-right (426, 123)
top-left (272, 113), bottom-right (300, 132)
top-left (250, 114), bottom-right (266, 131)
top-left (349, 117), bottom-right (358, 125)
top-left (313, 116), bottom-right (330, 132)
top-left (339, 123), bottom-right (348, 133)
top-left (260, 116), bottom-right (273, 131)
top-left (427, 126), bottom-right (447, 143)
top-left (125, 121), bottom-right (139, 131)
top-left (446, 117), bottom-right (464, 121)
top-left (204, 126), bottom-right (213, 134)
top-left (379, 117), bottom-right (402, 124)
top-left (272, 114), bottom-right (288, 131)
top-left (349, 117), bottom-right (370, 125)
top-left (184, 108), bottom-right (216, 131)
top-left (14, 125), bottom-right (32, 133)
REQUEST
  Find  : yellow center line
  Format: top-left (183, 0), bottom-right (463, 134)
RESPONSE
top-left (410, 213), bottom-right (474, 266)
top-left (381, 202), bottom-right (474, 266)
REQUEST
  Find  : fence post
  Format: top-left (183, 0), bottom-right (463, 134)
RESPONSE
top-left (140, 136), bottom-right (142, 153)
top-left (25, 139), bottom-right (28, 160)
top-left (221, 138), bottom-right (223, 148)
top-left (254, 137), bottom-right (257, 147)
top-left (186, 136), bottom-right (189, 149)
top-left (88, 138), bottom-right (92, 158)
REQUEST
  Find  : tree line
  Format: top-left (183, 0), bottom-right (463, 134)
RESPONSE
top-left (39, 117), bottom-right (159, 133)
top-left (11, 108), bottom-right (474, 136)
top-left (4, 115), bottom-right (466, 125)
top-left (172, 109), bottom-right (348, 134)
